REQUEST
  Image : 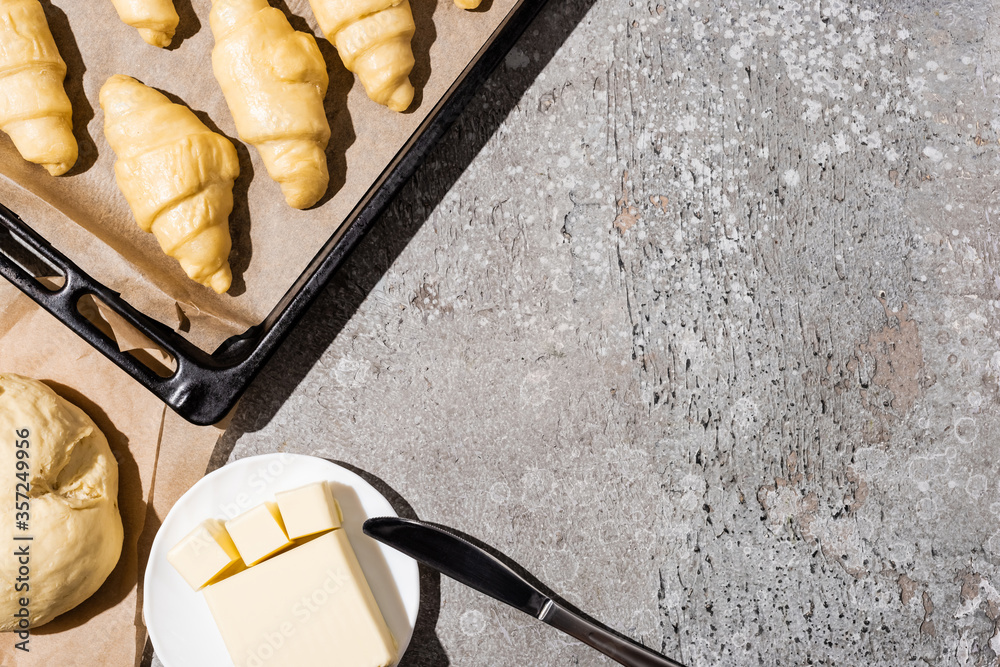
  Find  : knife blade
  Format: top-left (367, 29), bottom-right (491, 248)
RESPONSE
top-left (363, 517), bottom-right (686, 667)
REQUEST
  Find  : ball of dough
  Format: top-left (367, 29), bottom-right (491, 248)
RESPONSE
top-left (0, 373), bottom-right (123, 631)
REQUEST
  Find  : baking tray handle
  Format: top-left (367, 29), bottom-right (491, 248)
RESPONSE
top-left (0, 202), bottom-right (251, 424)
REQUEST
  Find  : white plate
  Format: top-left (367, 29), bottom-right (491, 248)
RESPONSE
top-left (144, 454), bottom-right (419, 667)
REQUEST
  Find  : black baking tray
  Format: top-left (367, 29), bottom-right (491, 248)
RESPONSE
top-left (0, 0), bottom-right (546, 426)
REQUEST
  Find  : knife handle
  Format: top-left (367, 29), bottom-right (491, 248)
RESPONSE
top-left (540, 601), bottom-right (686, 667)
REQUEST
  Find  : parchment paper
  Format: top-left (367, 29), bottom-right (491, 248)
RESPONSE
top-left (0, 0), bottom-right (517, 352)
top-left (0, 279), bottom-right (223, 667)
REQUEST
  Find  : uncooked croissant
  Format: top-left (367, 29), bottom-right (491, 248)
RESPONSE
top-left (211, 0), bottom-right (331, 209)
top-left (455, 0), bottom-right (482, 8)
top-left (100, 75), bottom-right (239, 294)
top-left (0, 0), bottom-right (77, 176)
top-left (307, 0), bottom-right (415, 112)
top-left (109, 0), bottom-right (180, 48)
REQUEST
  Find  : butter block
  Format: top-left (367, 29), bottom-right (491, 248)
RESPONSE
top-left (167, 519), bottom-right (244, 590)
top-left (275, 482), bottom-right (342, 539)
top-left (225, 502), bottom-right (292, 566)
top-left (203, 530), bottom-right (397, 667)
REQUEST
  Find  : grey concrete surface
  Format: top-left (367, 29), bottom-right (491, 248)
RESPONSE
top-left (157, 0), bottom-right (1000, 664)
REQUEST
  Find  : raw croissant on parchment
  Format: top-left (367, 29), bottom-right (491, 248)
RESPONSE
top-left (307, 0), bottom-right (416, 112)
top-left (454, 0), bottom-right (481, 8)
top-left (210, 0), bottom-right (331, 209)
top-left (109, 0), bottom-right (180, 47)
top-left (100, 75), bottom-right (239, 294)
top-left (0, 0), bottom-right (77, 175)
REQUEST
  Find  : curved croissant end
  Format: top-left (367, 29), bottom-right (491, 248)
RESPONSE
top-left (110, 0), bottom-right (180, 48)
top-left (150, 185), bottom-right (235, 294)
top-left (257, 140), bottom-right (330, 210)
top-left (0, 0), bottom-right (77, 175)
top-left (211, 0), bottom-right (331, 208)
top-left (308, 0), bottom-right (416, 112)
top-left (100, 75), bottom-right (239, 294)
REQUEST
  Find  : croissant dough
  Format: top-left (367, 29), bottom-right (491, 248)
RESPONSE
top-left (109, 0), bottom-right (180, 48)
top-left (0, 0), bottom-right (77, 176)
top-left (211, 0), bottom-right (331, 209)
top-left (100, 75), bottom-right (239, 294)
top-left (0, 373), bottom-right (123, 631)
top-left (307, 0), bottom-right (416, 112)
top-left (454, 0), bottom-right (482, 8)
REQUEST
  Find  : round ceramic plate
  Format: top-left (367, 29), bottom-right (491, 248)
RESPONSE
top-left (144, 454), bottom-right (419, 667)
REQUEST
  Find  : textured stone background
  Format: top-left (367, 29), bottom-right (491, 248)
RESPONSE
top-left (154, 0), bottom-right (1000, 664)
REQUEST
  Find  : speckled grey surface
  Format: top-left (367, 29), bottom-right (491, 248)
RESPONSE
top-left (154, 0), bottom-right (1000, 664)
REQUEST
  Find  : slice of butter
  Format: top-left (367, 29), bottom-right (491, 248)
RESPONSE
top-left (167, 519), bottom-right (245, 590)
top-left (203, 530), bottom-right (397, 667)
top-left (275, 482), bottom-right (342, 540)
top-left (225, 502), bottom-right (292, 566)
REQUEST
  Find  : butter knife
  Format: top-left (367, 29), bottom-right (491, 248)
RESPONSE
top-left (363, 517), bottom-right (685, 667)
